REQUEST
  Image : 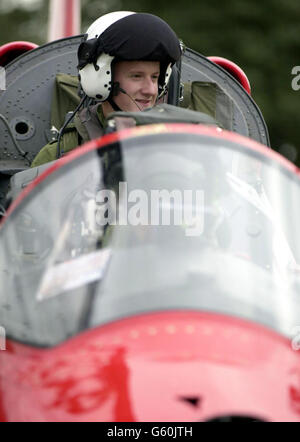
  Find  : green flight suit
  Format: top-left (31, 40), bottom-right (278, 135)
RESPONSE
top-left (31, 104), bottom-right (106, 167)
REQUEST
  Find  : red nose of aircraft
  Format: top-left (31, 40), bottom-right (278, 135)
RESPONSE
top-left (1, 311), bottom-right (300, 422)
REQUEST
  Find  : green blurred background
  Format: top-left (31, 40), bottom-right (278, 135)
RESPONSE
top-left (1, 0), bottom-right (300, 164)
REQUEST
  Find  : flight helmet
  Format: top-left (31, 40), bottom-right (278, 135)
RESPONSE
top-left (77, 11), bottom-right (182, 101)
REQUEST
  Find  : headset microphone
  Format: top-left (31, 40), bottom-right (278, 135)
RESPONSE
top-left (112, 81), bottom-right (143, 111)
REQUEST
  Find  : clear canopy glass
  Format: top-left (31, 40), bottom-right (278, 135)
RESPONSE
top-left (1, 129), bottom-right (300, 347)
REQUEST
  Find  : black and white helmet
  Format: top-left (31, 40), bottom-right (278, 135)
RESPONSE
top-left (77, 11), bottom-right (182, 101)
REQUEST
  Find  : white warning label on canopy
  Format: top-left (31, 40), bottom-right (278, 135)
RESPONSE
top-left (37, 248), bottom-right (111, 301)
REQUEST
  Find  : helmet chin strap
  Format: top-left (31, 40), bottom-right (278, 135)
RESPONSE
top-left (106, 81), bottom-right (125, 111)
top-left (107, 97), bottom-right (123, 112)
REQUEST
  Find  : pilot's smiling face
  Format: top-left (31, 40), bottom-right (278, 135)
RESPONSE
top-left (112, 60), bottom-right (160, 112)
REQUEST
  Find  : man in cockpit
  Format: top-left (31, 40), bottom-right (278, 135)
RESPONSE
top-left (31, 11), bottom-right (182, 167)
